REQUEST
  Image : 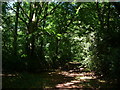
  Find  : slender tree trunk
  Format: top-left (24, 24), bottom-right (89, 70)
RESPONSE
top-left (13, 2), bottom-right (19, 56)
top-left (26, 2), bottom-right (36, 57)
top-left (107, 3), bottom-right (110, 32)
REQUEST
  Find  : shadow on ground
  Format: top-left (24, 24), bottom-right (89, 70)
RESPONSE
top-left (2, 69), bottom-right (120, 89)
top-left (2, 71), bottom-right (74, 88)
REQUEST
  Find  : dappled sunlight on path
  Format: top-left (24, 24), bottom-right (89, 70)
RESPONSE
top-left (3, 68), bottom-right (118, 89)
top-left (55, 69), bottom-right (97, 89)
top-left (58, 71), bottom-right (96, 78)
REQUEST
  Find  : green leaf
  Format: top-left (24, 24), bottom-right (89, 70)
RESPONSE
top-left (57, 34), bottom-right (62, 37)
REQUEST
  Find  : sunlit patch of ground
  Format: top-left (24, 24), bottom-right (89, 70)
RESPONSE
top-left (2, 71), bottom-right (74, 88)
top-left (57, 71), bottom-right (96, 77)
top-left (2, 69), bottom-right (119, 89)
top-left (55, 69), bottom-right (97, 89)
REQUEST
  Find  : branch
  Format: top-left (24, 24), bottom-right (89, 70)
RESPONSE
top-left (9, 7), bottom-right (28, 26)
top-left (49, 2), bottom-right (61, 15)
top-left (39, 2), bottom-right (61, 23)
top-left (29, 2), bottom-right (35, 23)
top-left (36, 3), bottom-right (43, 25)
top-left (18, 3), bottom-right (30, 19)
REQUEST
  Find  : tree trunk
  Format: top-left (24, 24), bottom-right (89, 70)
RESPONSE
top-left (13, 2), bottom-right (19, 57)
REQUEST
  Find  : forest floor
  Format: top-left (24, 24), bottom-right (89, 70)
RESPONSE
top-left (2, 66), bottom-right (119, 89)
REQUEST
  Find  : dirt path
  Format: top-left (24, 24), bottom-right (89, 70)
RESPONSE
top-left (50, 67), bottom-right (118, 89)
top-left (2, 68), bottom-right (119, 89)
top-left (52, 68), bottom-right (97, 89)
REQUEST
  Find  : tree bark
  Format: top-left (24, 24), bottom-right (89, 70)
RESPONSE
top-left (13, 2), bottom-right (19, 56)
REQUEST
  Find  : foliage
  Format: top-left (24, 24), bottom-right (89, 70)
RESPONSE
top-left (2, 2), bottom-right (120, 80)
